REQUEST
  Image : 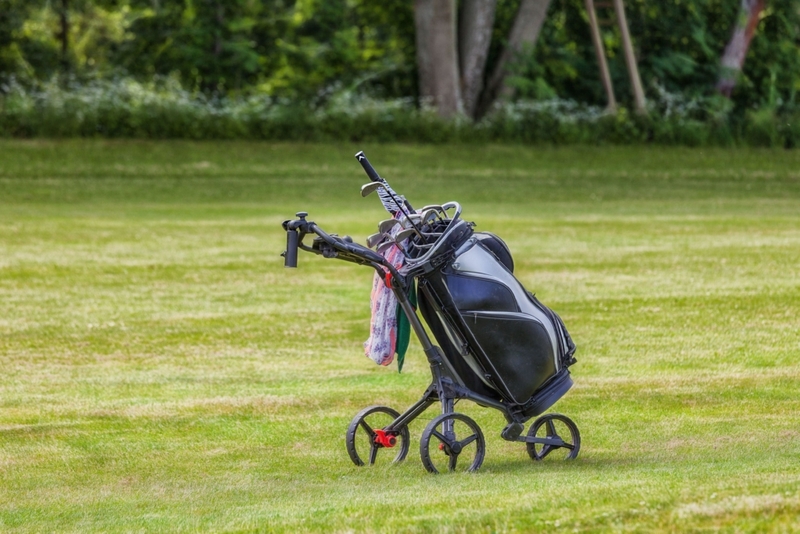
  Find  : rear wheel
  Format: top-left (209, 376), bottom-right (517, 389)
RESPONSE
top-left (346, 405), bottom-right (409, 467)
top-left (526, 413), bottom-right (580, 461)
top-left (420, 412), bottom-right (485, 473)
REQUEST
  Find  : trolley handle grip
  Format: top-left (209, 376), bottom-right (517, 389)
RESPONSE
top-left (283, 229), bottom-right (299, 268)
top-left (282, 211), bottom-right (308, 268)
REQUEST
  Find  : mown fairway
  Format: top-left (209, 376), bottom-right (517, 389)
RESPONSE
top-left (1, 141), bottom-right (799, 532)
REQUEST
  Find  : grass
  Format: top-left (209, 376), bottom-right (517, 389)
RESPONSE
top-left (1, 140), bottom-right (799, 532)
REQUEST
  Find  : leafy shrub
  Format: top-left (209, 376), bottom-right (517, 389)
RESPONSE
top-left (0, 76), bottom-right (798, 147)
top-left (744, 108), bottom-right (783, 148)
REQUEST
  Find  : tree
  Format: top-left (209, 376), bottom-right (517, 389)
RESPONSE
top-left (2, 0), bottom-right (798, 116)
top-left (0, 0), bottom-right (51, 80)
top-left (479, 0), bottom-right (551, 117)
top-left (57, 0), bottom-right (69, 72)
top-left (114, 0), bottom-right (266, 93)
top-left (414, 0), bottom-right (552, 119)
top-left (414, 0), bottom-right (462, 116)
top-left (716, 0), bottom-right (766, 97)
top-left (459, 0), bottom-right (496, 117)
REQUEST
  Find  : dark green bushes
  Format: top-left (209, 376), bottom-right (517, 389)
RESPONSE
top-left (1, 78), bottom-right (798, 147)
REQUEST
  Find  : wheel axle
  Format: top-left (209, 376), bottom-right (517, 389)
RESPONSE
top-left (373, 429), bottom-right (397, 448)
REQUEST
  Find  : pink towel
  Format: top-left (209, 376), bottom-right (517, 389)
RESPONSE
top-left (364, 222), bottom-right (408, 365)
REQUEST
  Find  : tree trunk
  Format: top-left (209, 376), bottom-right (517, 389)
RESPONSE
top-left (717, 0), bottom-right (766, 97)
top-left (585, 0), bottom-right (616, 111)
top-left (214, 2), bottom-right (224, 57)
top-left (477, 0), bottom-right (551, 118)
top-left (613, 0), bottom-right (646, 114)
top-left (59, 0), bottom-right (69, 72)
top-left (459, 0), bottom-right (497, 119)
top-left (414, 0), bottom-right (463, 117)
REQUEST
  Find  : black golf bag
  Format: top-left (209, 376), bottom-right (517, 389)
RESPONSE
top-left (416, 230), bottom-right (576, 415)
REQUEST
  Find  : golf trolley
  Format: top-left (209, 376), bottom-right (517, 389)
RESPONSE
top-left (282, 152), bottom-right (581, 473)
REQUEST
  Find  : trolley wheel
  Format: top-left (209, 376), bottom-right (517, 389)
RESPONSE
top-left (346, 405), bottom-right (409, 467)
top-left (420, 412), bottom-right (485, 474)
top-left (526, 413), bottom-right (581, 461)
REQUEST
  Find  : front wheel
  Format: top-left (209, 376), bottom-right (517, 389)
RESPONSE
top-left (346, 405), bottom-right (409, 467)
top-left (420, 412), bottom-right (485, 473)
top-left (526, 413), bottom-right (580, 461)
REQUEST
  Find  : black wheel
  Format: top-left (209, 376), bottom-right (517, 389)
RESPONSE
top-left (346, 405), bottom-right (410, 467)
top-left (420, 412), bottom-right (485, 474)
top-left (526, 413), bottom-right (580, 461)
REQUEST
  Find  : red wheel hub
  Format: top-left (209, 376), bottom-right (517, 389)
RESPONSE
top-left (374, 429), bottom-right (397, 448)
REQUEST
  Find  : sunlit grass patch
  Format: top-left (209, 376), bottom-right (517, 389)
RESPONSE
top-left (1, 141), bottom-right (799, 532)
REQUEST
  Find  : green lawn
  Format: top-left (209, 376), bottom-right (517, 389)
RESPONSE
top-left (1, 140), bottom-right (799, 532)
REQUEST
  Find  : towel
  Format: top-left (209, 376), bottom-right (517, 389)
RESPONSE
top-left (363, 217), bottom-right (412, 367)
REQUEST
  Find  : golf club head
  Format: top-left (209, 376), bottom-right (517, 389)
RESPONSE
top-left (420, 209), bottom-right (439, 225)
top-left (378, 218), bottom-right (401, 234)
top-left (394, 228), bottom-right (416, 244)
top-left (376, 241), bottom-right (397, 254)
top-left (366, 232), bottom-right (385, 249)
top-left (404, 214), bottom-right (422, 226)
top-left (360, 182), bottom-right (384, 197)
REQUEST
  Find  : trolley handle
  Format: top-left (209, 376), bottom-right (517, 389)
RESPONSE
top-left (282, 212), bottom-right (387, 268)
top-left (310, 223), bottom-right (386, 265)
top-left (281, 211), bottom-right (308, 268)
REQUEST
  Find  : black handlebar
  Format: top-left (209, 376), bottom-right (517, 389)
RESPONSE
top-left (281, 211), bottom-right (393, 276)
top-left (336, 237), bottom-right (385, 264)
top-left (355, 151), bottom-right (382, 183)
top-left (284, 229), bottom-right (299, 267)
top-left (282, 211), bottom-right (307, 268)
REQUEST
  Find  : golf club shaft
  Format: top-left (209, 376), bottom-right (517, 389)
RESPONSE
top-left (355, 151), bottom-right (381, 182)
top-left (355, 151), bottom-right (416, 215)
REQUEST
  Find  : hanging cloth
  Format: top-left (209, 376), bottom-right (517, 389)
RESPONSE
top-left (393, 284), bottom-right (416, 372)
top-left (363, 216), bottom-right (413, 368)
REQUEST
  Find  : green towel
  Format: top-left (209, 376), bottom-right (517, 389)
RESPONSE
top-left (394, 282), bottom-right (417, 373)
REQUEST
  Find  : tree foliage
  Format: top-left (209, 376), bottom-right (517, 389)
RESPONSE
top-left (0, 0), bottom-right (798, 115)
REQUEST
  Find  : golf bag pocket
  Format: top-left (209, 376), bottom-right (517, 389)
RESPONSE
top-left (464, 311), bottom-right (557, 403)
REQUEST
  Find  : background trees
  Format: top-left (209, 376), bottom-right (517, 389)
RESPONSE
top-left (0, 0), bottom-right (798, 117)
top-left (412, 0), bottom-right (554, 119)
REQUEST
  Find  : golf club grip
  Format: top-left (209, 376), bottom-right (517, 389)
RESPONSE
top-left (284, 230), bottom-right (299, 268)
top-left (355, 151), bottom-right (381, 182)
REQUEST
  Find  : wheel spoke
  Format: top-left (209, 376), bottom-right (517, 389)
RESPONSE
top-left (460, 433), bottom-right (478, 448)
top-left (538, 445), bottom-right (553, 459)
top-left (359, 420), bottom-right (375, 439)
top-left (368, 444), bottom-right (379, 465)
top-left (545, 436), bottom-right (571, 449)
top-left (431, 429), bottom-right (448, 446)
top-left (546, 418), bottom-right (557, 437)
top-left (448, 452), bottom-right (458, 471)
